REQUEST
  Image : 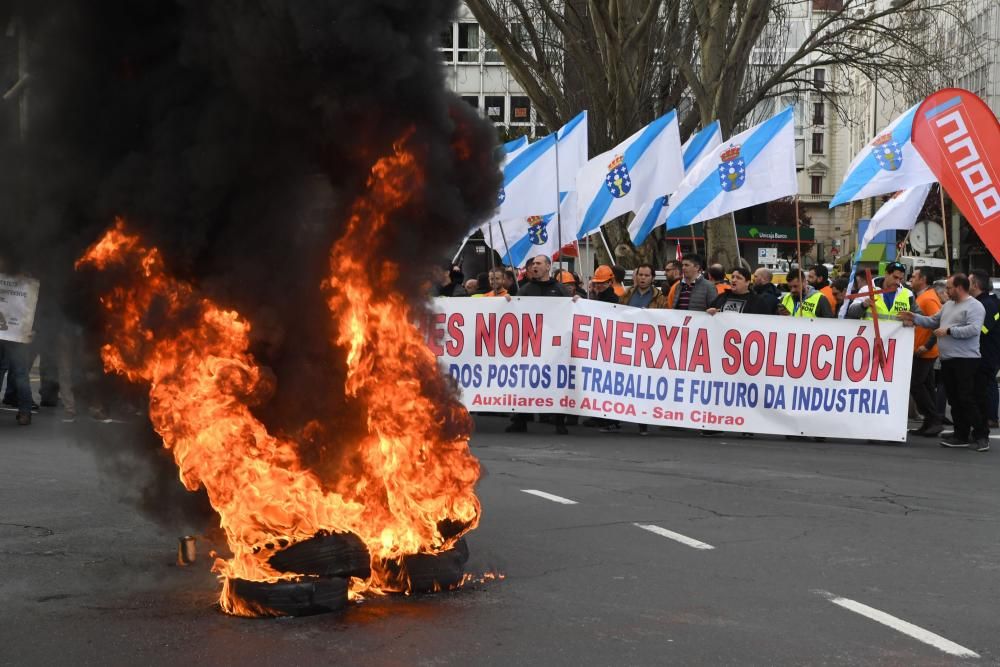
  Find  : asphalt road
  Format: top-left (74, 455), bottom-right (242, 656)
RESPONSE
top-left (1, 409), bottom-right (998, 666)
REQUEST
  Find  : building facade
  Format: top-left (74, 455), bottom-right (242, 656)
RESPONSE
top-left (439, 4), bottom-right (543, 139)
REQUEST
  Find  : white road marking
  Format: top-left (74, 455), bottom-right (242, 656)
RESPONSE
top-left (520, 489), bottom-right (578, 505)
top-left (633, 523), bottom-right (715, 550)
top-left (814, 590), bottom-right (979, 659)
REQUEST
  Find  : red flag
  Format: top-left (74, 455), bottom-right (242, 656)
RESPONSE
top-left (911, 88), bottom-right (1000, 260)
top-left (675, 239), bottom-right (683, 261)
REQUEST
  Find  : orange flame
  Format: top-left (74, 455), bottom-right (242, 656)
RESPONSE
top-left (78, 136), bottom-right (481, 615)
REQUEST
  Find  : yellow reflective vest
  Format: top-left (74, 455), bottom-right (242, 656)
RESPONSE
top-left (780, 291), bottom-right (824, 317)
top-left (862, 287), bottom-right (914, 320)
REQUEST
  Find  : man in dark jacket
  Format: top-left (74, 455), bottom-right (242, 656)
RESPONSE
top-left (751, 267), bottom-right (781, 315)
top-left (971, 270), bottom-right (1000, 428)
top-left (506, 255), bottom-right (569, 435)
top-left (431, 262), bottom-right (467, 297)
top-left (516, 255), bottom-right (569, 297)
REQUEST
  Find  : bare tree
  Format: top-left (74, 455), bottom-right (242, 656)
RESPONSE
top-left (464, 0), bottom-right (972, 269)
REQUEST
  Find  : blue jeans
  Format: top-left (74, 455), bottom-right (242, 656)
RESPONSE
top-left (0, 340), bottom-right (33, 415)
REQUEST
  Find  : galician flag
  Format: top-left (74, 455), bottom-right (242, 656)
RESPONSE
top-left (496, 132), bottom-right (559, 221)
top-left (575, 110), bottom-right (683, 238)
top-left (483, 192), bottom-right (577, 268)
top-left (628, 121), bottom-right (722, 245)
top-left (858, 183), bottom-right (934, 253)
top-left (666, 106), bottom-right (797, 231)
top-left (830, 103), bottom-right (936, 208)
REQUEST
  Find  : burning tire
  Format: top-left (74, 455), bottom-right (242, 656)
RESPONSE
top-left (228, 576), bottom-right (348, 617)
top-left (268, 531), bottom-right (371, 579)
top-left (402, 544), bottom-right (467, 593)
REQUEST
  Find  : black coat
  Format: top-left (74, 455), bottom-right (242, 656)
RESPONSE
top-left (518, 279), bottom-right (570, 298)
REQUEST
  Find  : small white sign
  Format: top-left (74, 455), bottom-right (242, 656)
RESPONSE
top-left (758, 247), bottom-right (778, 264)
top-left (0, 273), bottom-right (40, 344)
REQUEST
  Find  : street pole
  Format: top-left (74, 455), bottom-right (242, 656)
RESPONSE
top-left (939, 184), bottom-right (951, 274)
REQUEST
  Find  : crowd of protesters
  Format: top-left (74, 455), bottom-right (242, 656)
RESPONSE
top-left (433, 254), bottom-right (1000, 451)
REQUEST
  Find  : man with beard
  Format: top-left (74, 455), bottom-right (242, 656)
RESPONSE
top-left (482, 267), bottom-right (509, 297)
top-left (505, 255), bottom-right (569, 435)
top-left (779, 269), bottom-right (834, 318)
top-left (808, 264), bottom-right (836, 312)
top-left (661, 259), bottom-right (681, 292)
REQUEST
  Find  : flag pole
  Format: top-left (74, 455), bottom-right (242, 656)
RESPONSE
top-left (554, 126), bottom-right (563, 270)
top-left (730, 212), bottom-right (742, 269)
top-left (452, 234), bottom-right (471, 264)
top-left (794, 195), bottom-right (803, 274)
top-left (939, 183), bottom-right (951, 274)
top-left (487, 224), bottom-right (496, 271)
top-left (597, 228), bottom-right (615, 263)
top-left (690, 224), bottom-right (697, 254)
top-left (497, 221), bottom-right (514, 270)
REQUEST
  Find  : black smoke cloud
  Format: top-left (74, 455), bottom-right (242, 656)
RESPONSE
top-left (0, 0), bottom-right (500, 531)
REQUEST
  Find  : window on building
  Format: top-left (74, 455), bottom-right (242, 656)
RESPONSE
top-left (458, 23), bottom-right (480, 63)
top-left (485, 96), bottom-right (506, 123)
top-left (811, 175), bottom-right (823, 195)
top-left (813, 68), bottom-right (826, 89)
top-left (461, 96), bottom-right (479, 110)
top-left (483, 34), bottom-right (502, 64)
top-left (812, 0), bottom-right (843, 10)
top-left (511, 96), bottom-right (531, 123)
top-left (439, 24), bottom-right (455, 63)
top-left (811, 132), bottom-right (824, 154)
top-left (813, 101), bottom-right (824, 125)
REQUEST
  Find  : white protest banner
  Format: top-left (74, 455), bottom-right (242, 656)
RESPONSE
top-left (0, 274), bottom-right (40, 344)
top-left (425, 298), bottom-right (913, 441)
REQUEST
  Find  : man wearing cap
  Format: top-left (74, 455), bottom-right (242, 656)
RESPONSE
top-left (557, 269), bottom-right (586, 298)
top-left (779, 269), bottom-right (834, 318)
top-left (506, 255), bottom-right (570, 435)
top-left (846, 261), bottom-right (916, 321)
top-left (589, 265), bottom-right (620, 303)
top-left (666, 253), bottom-right (715, 311)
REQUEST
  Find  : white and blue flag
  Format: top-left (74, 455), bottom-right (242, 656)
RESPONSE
top-left (858, 183), bottom-right (933, 253)
top-left (829, 103), bottom-right (936, 208)
top-left (483, 192), bottom-right (577, 268)
top-left (666, 106), bottom-right (797, 231)
top-left (496, 132), bottom-right (559, 221)
top-left (575, 110), bottom-right (683, 238)
top-left (628, 121), bottom-right (722, 245)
